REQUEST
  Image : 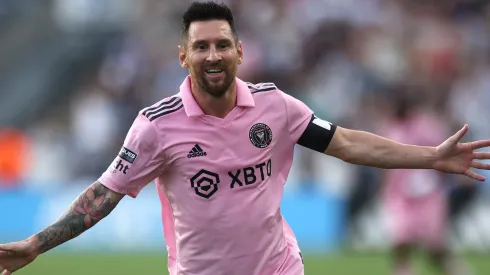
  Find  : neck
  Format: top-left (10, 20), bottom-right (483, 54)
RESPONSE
top-left (190, 79), bottom-right (237, 118)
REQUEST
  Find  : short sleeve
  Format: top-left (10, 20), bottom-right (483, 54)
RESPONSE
top-left (98, 114), bottom-right (163, 198)
top-left (280, 91), bottom-right (314, 143)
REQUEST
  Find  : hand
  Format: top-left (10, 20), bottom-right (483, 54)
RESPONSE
top-left (433, 124), bottom-right (490, 181)
top-left (0, 238), bottom-right (39, 275)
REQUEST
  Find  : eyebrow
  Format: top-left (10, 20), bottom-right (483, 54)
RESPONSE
top-left (191, 38), bottom-right (233, 45)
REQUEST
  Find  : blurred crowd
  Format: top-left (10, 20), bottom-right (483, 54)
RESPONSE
top-left (1, 0), bottom-right (490, 195)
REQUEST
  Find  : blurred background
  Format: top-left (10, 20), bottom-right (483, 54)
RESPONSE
top-left (1, 0), bottom-right (490, 274)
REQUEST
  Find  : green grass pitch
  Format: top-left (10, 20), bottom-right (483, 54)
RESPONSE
top-left (14, 251), bottom-right (490, 274)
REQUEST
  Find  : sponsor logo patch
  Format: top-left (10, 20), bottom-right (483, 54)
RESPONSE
top-left (118, 147), bottom-right (138, 164)
top-left (190, 170), bottom-right (220, 199)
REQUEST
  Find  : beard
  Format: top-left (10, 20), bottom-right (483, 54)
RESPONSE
top-left (195, 66), bottom-right (236, 98)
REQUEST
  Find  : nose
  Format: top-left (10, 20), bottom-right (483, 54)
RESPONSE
top-left (206, 45), bottom-right (222, 63)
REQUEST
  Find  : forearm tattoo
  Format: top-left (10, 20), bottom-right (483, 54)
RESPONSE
top-left (35, 182), bottom-right (122, 253)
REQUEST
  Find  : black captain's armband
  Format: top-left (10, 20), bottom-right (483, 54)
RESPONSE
top-left (297, 114), bottom-right (337, 152)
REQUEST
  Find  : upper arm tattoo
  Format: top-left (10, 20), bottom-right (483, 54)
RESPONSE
top-left (35, 181), bottom-right (124, 254)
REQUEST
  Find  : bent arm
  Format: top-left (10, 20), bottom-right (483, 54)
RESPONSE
top-left (325, 127), bottom-right (438, 169)
top-left (28, 181), bottom-right (124, 254)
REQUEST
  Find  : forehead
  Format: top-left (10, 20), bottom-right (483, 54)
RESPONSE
top-left (187, 20), bottom-right (234, 43)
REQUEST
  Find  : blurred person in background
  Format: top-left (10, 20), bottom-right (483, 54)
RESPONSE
top-left (379, 91), bottom-right (470, 275)
top-left (0, 128), bottom-right (30, 188)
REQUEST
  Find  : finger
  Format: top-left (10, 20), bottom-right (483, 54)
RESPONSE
top-left (468, 140), bottom-right (490, 150)
top-left (465, 170), bottom-right (485, 181)
top-left (473, 152), bottom-right (490, 160)
top-left (452, 124), bottom-right (469, 143)
top-left (472, 161), bottom-right (490, 170)
top-left (3, 270), bottom-right (11, 275)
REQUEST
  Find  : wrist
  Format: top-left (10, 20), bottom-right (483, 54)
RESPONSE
top-left (26, 235), bottom-right (42, 256)
top-left (428, 146), bottom-right (439, 170)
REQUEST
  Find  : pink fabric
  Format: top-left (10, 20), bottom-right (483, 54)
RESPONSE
top-left (381, 112), bottom-right (448, 248)
top-left (386, 191), bottom-right (447, 249)
top-left (99, 76), bottom-right (312, 274)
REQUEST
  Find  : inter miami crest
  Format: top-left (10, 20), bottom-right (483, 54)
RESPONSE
top-left (249, 123), bottom-right (272, 148)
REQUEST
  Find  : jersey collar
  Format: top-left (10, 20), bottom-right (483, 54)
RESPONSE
top-left (179, 75), bottom-right (255, 117)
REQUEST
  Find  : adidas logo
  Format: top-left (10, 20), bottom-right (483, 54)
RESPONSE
top-left (187, 144), bottom-right (207, 158)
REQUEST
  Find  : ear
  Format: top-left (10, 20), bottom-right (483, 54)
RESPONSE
top-left (237, 41), bottom-right (243, 65)
top-left (178, 45), bottom-right (188, 68)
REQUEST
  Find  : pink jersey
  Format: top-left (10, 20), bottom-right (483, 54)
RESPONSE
top-left (380, 112), bottom-right (449, 248)
top-left (381, 112), bottom-right (448, 202)
top-left (98, 76), bottom-right (311, 275)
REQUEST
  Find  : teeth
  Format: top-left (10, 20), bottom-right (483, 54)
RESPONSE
top-left (207, 69), bottom-right (222, 73)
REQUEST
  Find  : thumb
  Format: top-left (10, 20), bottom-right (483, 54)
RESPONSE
top-left (450, 124), bottom-right (469, 143)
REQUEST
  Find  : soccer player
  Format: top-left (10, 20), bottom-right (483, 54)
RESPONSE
top-left (1, 2), bottom-right (490, 275)
top-left (380, 96), bottom-right (471, 275)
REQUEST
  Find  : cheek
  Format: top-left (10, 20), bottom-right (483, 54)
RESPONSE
top-left (190, 55), bottom-right (206, 70)
top-left (188, 61), bottom-right (200, 73)
top-left (224, 54), bottom-right (239, 67)
top-left (186, 53), bottom-right (197, 67)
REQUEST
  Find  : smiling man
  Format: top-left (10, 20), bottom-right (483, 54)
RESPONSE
top-left (1, 2), bottom-right (490, 275)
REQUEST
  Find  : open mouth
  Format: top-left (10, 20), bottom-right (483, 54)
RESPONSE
top-left (205, 69), bottom-right (224, 77)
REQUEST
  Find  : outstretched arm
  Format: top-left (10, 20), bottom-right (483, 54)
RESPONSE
top-left (325, 127), bottom-right (437, 169)
top-left (0, 113), bottom-right (163, 275)
top-left (280, 88), bottom-right (490, 181)
top-left (33, 181), bottom-right (124, 254)
top-left (0, 181), bottom-right (124, 275)
top-left (325, 124), bottom-right (490, 181)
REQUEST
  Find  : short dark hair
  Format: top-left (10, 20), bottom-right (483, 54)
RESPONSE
top-left (182, 1), bottom-right (238, 42)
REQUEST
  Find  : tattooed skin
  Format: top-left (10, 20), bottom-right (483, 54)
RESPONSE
top-left (35, 182), bottom-right (124, 254)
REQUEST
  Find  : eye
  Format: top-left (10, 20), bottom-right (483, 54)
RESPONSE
top-left (197, 44), bottom-right (206, 50)
top-left (219, 43), bottom-right (230, 49)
